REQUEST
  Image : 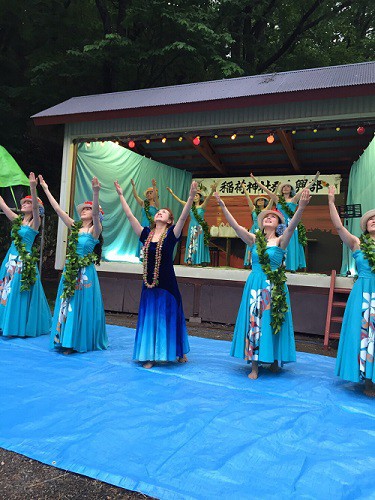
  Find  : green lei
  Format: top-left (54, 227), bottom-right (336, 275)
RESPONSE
top-left (61, 221), bottom-right (99, 300)
top-left (192, 204), bottom-right (210, 247)
top-left (278, 196), bottom-right (307, 247)
top-left (255, 232), bottom-right (288, 335)
top-left (143, 200), bottom-right (155, 226)
top-left (360, 234), bottom-right (375, 273)
top-left (11, 215), bottom-right (39, 292)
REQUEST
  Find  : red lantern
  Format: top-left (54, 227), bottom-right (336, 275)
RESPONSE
top-left (266, 134), bottom-right (275, 144)
top-left (357, 126), bottom-right (365, 135)
top-left (128, 140), bottom-right (135, 148)
top-left (193, 136), bottom-right (200, 146)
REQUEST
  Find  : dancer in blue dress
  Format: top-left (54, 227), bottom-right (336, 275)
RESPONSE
top-left (242, 181), bottom-right (273, 267)
top-left (0, 172), bottom-right (51, 337)
top-left (167, 182), bottom-right (216, 265)
top-left (215, 188), bottom-right (311, 379)
top-left (250, 172), bottom-right (319, 271)
top-left (131, 178), bottom-right (159, 260)
top-left (328, 186), bottom-right (375, 397)
top-left (39, 175), bottom-right (107, 354)
top-left (115, 179), bottom-right (198, 368)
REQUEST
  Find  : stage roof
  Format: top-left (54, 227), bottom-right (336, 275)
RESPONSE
top-left (32, 61), bottom-right (375, 177)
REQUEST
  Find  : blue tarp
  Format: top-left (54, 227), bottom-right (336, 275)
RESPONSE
top-left (0, 326), bottom-right (374, 499)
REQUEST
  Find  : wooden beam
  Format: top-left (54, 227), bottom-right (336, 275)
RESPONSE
top-left (186, 136), bottom-right (227, 175)
top-left (277, 129), bottom-right (301, 172)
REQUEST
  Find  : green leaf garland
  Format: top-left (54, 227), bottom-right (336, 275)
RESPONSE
top-left (360, 233), bottom-right (375, 273)
top-left (11, 215), bottom-right (39, 292)
top-left (61, 221), bottom-right (99, 300)
top-left (278, 196), bottom-right (307, 247)
top-left (191, 204), bottom-right (210, 247)
top-left (255, 232), bottom-right (288, 335)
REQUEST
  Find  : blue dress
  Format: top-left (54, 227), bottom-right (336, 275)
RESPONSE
top-left (277, 201), bottom-right (306, 271)
top-left (134, 226), bottom-right (190, 362)
top-left (184, 207), bottom-right (210, 265)
top-left (51, 232), bottom-right (107, 353)
top-left (335, 249), bottom-right (375, 383)
top-left (231, 245), bottom-right (296, 364)
top-left (0, 225), bottom-right (51, 337)
top-left (136, 205), bottom-right (158, 260)
top-left (244, 211), bottom-right (258, 267)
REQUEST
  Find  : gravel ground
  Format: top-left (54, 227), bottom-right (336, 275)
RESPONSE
top-left (1, 312), bottom-right (336, 499)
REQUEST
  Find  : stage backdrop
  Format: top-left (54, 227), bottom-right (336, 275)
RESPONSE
top-left (341, 136), bottom-right (375, 275)
top-left (76, 142), bottom-right (192, 262)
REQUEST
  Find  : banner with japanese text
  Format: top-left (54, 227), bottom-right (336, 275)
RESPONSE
top-left (194, 174), bottom-right (341, 196)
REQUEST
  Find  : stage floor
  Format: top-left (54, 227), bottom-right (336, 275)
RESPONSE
top-left (0, 326), bottom-right (374, 499)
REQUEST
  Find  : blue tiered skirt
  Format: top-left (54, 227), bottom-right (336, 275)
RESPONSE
top-left (0, 227), bottom-right (51, 338)
top-left (335, 250), bottom-right (375, 383)
top-left (231, 246), bottom-right (296, 364)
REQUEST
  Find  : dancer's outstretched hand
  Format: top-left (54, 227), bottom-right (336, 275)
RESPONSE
top-left (38, 175), bottom-right (48, 190)
top-left (114, 180), bottom-right (123, 196)
top-left (166, 186), bottom-right (172, 194)
top-left (29, 172), bottom-right (38, 188)
top-left (189, 181), bottom-right (198, 198)
top-left (214, 192), bottom-right (225, 208)
top-left (328, 185), bottom-right (335, 204)
top-left (298, 188), bottom-right (311, 208)
top-left (152, 178), bottom-right (157, 187)
top-left (92, 176), bottom-right (100, 191)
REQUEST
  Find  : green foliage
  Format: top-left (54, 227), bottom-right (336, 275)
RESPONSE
top-left (255, 231), bottom-right (288, 335)
top-left (360, 234), bottom-right (375, 273)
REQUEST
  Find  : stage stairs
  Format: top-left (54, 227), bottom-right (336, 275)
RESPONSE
top-left (323, 269), bottom-right (351, 349)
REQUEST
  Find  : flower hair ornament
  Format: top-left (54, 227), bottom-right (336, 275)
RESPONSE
top-left (77, 201), bottom-right (105, 223)
top-left (20, 195), bottom-right (45, 216)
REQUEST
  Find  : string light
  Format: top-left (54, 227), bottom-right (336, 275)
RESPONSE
top-left (313, 128), bottom-right (318, 133)
top-left (145, 138), bottom-right (151, 144)
top-left (161, 137), bottom-right (167, 143)
top-left (214, 134), bottom-right (219, 139)
top-left (193, 136), bottom-right (200, 146)
top-left (291, 130), bottom-right (297, 135)
top-left (249, 134), bottom-right (254, 139)
top-left (266, 134), bottom-right (275, 144)
top-left (336, 127), bottom-right (341, 132)
top-left (357, 126), bottom-right (365, 135)
top-left (128, 140), bottom-right (135, 148)
top-left (230, 133), bottom-right (237, 140)
top-left (178, 136), bottom-right (183, 142)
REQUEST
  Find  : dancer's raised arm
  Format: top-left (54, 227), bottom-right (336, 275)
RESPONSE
top-left (29, 172), bottom-right (41, 230)
top-left (292, 171), bottom-right (320, 203)
top-left (130, 179), bottom-right (143, 207)
top-left (166, 186), bottom-right (186, 206)
top-left (242, 182), bottom-right (255, 211)
top-left (174, 181), bottom-right (198, 238)
top-left (91, 177), bottom-right (102, 239)
top-left (0, 196), bottom-right (18, 221)
top-left (115, 180), bottom-right (143, 236)
top-left (200, 182), bottom-right (217, 209)
top-left (214, 192), bottom-right (255, 246)
top-left (327, 185), bottom-right (359, 251)
top-left (250, 173), bottom-right (278, 203)
top-left (151, 178), bottom-right (160, 208)
top-left (279, 189), bottom-right (311, 250)
top-left (38, 175), bottom-right (74, 227)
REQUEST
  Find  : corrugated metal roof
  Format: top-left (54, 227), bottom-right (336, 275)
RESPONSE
top-left (33, 61), bottom-right (375, 119)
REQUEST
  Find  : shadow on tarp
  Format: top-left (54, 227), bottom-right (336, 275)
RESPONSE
top-left (0, 326), bottom-right (374, 500)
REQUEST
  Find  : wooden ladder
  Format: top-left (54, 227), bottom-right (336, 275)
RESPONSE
top-left (323, 270), bottom-right (351, 349)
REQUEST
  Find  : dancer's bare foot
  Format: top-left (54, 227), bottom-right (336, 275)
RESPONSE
top-left (248, 361), bottom-right (258, 380)
top-left (269, 360), bottom-right (281, 373)
top-left (63, 348), bottom-right (74, 355)
top-left (177, 355), bottom-right (188, 363)
top-left (143, 361), bottom-right (154, 369)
